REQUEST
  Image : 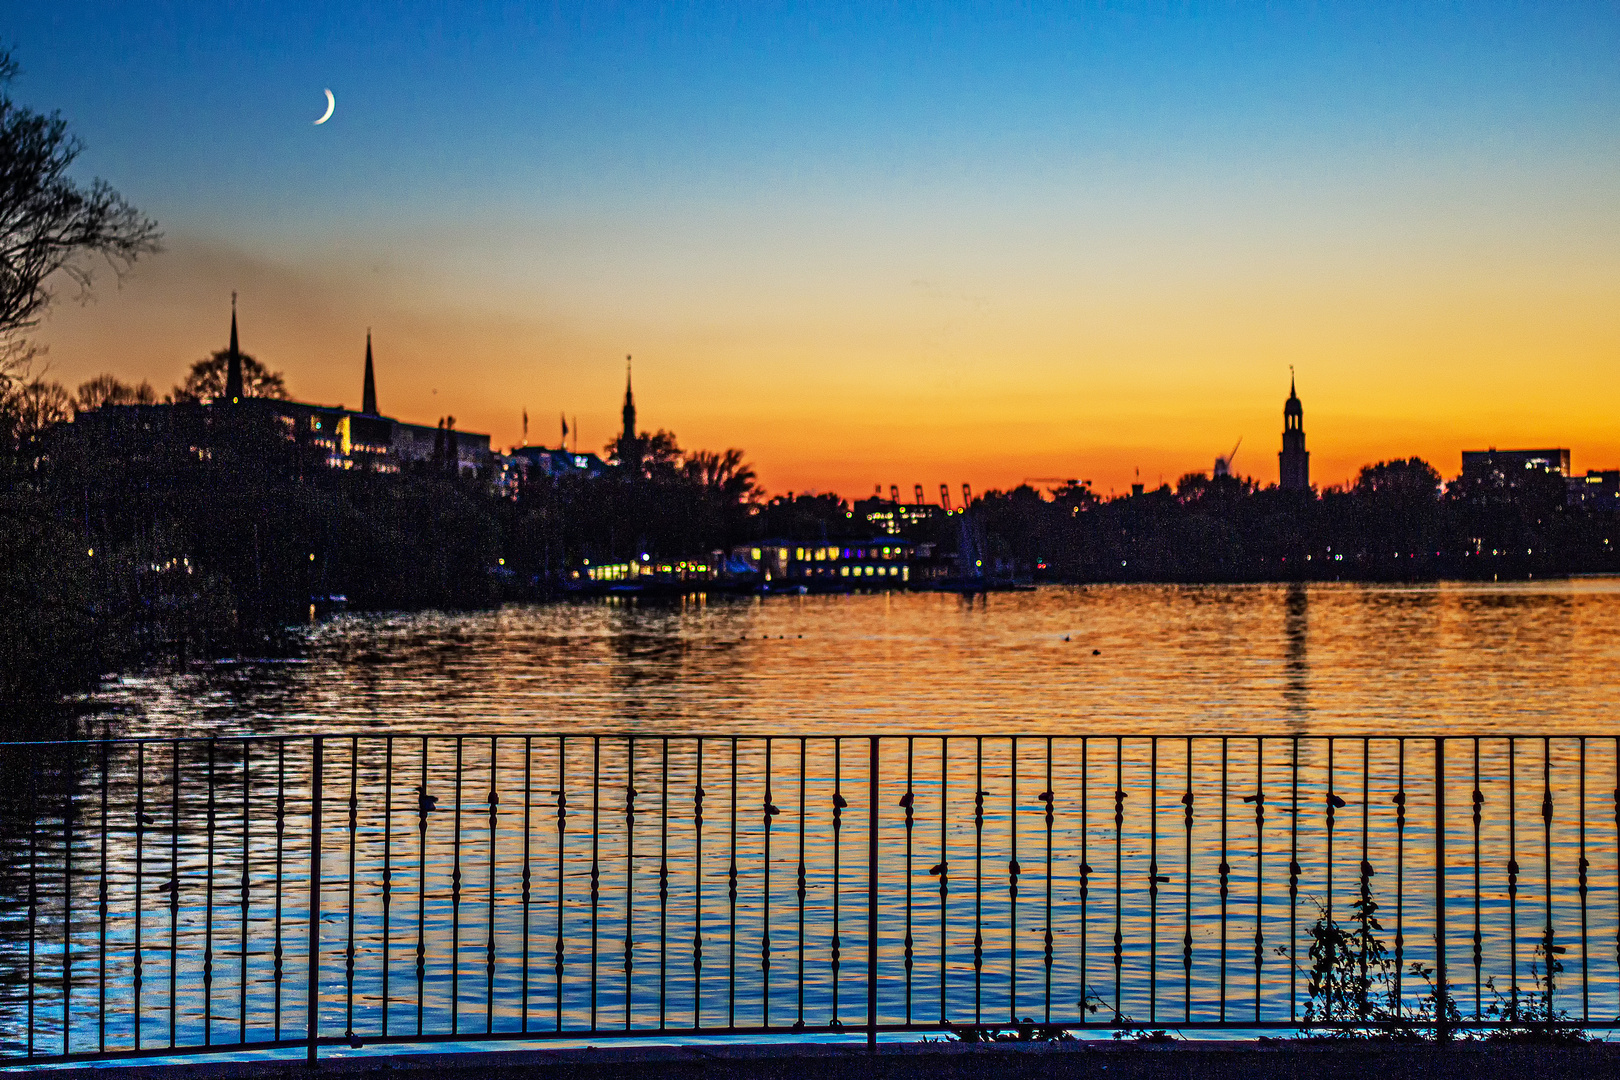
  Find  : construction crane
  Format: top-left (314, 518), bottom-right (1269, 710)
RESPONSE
top-left (939, 483), bottom-right (953, 511)
top-left (914, 483), bottom-right (925, 505)
top-left (1025, 477), bottom-right (1081, 488)
top-left (1214, 437), bottom-right (1243, 479)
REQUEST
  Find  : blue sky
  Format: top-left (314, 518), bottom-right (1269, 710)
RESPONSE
top-left (21, 4), bottom-right (1620, 212)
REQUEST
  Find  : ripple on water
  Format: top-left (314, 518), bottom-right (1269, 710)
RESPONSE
top-left (82, 580), bottom-right (1620, 738)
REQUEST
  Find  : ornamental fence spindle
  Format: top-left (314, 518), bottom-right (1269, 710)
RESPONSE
top-left (0, 732), bottom-right (1616, 1064)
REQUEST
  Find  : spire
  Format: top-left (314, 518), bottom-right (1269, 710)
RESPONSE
top-left (225, 291), bottom-right (244, 404)
top-left (1279, 366), bottom-right (1309, 490)
top-left (621, 354), bottom-right (636, 446)
top-left (362, 330), bottom-right (378, 415)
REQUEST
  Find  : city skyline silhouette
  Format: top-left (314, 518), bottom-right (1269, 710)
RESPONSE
top-left (17, 4), bottom-right (1620, 494)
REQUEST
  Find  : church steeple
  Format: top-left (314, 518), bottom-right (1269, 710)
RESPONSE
top-left (225, 292), bottom-right (244, 404)
top-left (362, 330), bottom-right (378, 415)
top-left (621, 355), bottom-right (636, 445)
top-left (1279, 367), bottom-right (1309, 491)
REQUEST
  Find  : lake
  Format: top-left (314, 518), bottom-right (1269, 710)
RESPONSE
top-left (7, 581), bottom-right (1619, 1059)
top-left (84, 580), bottom-right (1620, 738)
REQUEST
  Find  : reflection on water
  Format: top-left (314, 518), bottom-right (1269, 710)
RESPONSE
top-left (1282, 584), bottom-right (1308, 723)
top-left (79, 580), bottom-right (1620, 739)
top-left (8, 581), bottom-right (1620, 1057)
top-left (3, 731), bottom-right (1619, 1058)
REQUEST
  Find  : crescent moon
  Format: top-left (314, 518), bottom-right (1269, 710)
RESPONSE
top-left (313, 88), bottom-right (335, 125)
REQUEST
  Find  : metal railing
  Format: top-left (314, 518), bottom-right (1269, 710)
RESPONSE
top-left (0, 732), bottom-right (1616, 1063)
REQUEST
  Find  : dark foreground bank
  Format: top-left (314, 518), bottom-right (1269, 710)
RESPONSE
top-left (15, 1041), bottom-right (1620, 1080)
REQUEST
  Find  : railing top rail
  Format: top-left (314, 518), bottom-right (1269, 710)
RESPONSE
top-left (1, 729), bottom-right (1614, 748)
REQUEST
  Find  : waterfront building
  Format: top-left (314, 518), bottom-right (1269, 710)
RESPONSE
top-left (1278, 375), bottom-right (1309, 491)
top-left (507, 445), bottom-right (606, 479)
top-left (1568, 469), bottom-right (1620, 510)
top-left (1452, 447), bottom-right (1571, 510)
top-left (71, 307), bottom-right (492, 476)
top-left (495, 445), bottom-right (607, 496)
top-left (576, 555), bottom-right (722, 588)
top-left (735, 539), bottom-right (919, 587)
top-left (857, 497), bottom-right (941, 535)
top-left (1460, 448), bottom-right (1570, 484)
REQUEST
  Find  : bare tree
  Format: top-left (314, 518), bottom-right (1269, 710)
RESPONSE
top-left (171, 349), bottom-right (288, 403)
top-left (0, 47), bottom-right (161, 376)
top-left (2, 376), bottom-right (71, 446)
top-left (76, 372), bottom-right (155, 410)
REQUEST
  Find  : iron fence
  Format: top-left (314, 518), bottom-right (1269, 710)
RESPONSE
top-left (0, 732), bottom-right (1616, 1063)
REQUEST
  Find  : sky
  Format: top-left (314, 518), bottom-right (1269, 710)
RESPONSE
top-left (15, 2), bottom-right (1620, 497)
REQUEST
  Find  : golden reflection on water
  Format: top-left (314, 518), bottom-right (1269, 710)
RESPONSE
top-left (91, 580), bottom-right (1620, 738)
top-left (10, 582), bottom-right (1620, 1056)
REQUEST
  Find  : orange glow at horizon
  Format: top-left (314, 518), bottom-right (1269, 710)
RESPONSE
top-left (34, 201), bottom-right (1620, 502)
top-left (23, 1), bottom-right (1620, 506)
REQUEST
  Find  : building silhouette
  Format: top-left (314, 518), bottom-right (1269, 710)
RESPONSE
top-left (1459, 448), bottom-right (1569, 484)
top-left (361, 331), bottom-right (378, 415)
top-left (1279, 374), bottom-right (1309, 491)
top-left (621, 355), bottom-right (636, 443)
top-left (224, 293), bottom-right (244, 404)
top-left (71, 303), bottom-right (491, 475)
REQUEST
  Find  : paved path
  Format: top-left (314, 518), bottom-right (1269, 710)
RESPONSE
top-left (15, 1040), bottom-right (1620, 1080)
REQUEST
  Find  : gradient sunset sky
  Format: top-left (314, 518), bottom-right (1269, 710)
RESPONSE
top-left (17, 3), bottom-right (1620, 496)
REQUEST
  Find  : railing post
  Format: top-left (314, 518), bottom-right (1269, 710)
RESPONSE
top-left (1434, 736), bottom-right (1449, 1042)
top-left (868, 736), bottom-right (879, 1051)
top-left (307, 736), bottom-right (324, 1066)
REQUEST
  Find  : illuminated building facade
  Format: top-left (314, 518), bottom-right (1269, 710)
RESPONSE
top-left (736, 539), bottom-right (917, 586)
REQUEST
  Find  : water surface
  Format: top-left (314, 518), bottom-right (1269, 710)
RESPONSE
top-left (85, 581), bottom-right (1620, 737)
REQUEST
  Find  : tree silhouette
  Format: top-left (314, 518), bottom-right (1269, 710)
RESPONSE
top-left (1354, 458), bottom-right (1441, 501)
top-left (0, 48), bottom-right (160, 368)
top-left (607, 429), bottom-right (682, 479)
top-left (0, 375), bottom-right (70, 450)
top-left (171, 349), bottom-right (288, 403)
top-left (76, 373), bottom-right (156, 410)
top-left (682, 448), bottom-right (760, 502)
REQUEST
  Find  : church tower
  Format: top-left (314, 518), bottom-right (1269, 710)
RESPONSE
top-left (225, 293), bottom-right (244, 404)
top-left (1279, 372), bottom-right (1309, 491)
top-left (621, 355), bottom-right (636, 445)
top-left (362, 331), bottom-right (378, 415)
